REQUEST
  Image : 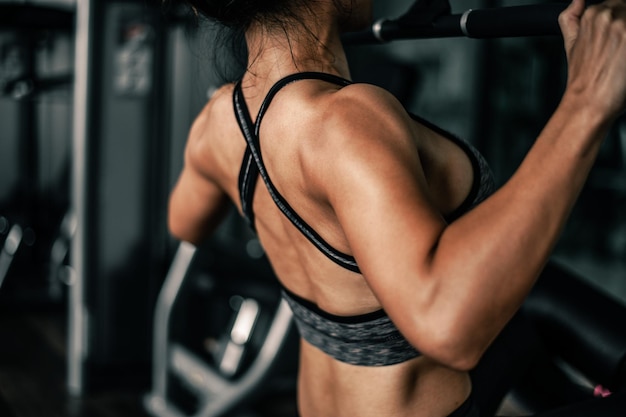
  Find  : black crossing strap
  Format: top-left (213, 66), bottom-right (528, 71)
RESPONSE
top-left (232, 73), bottom-right (361, 273)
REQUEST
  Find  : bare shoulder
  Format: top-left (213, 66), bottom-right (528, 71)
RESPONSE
top-left (313, 83), bottom-right (418, 154)
top-left (188, 83), bottom-right (236, 145)
top-left (294, 82), bottom-right (425, 204)
top-left (185, 83), bottom-right (239, 176)
top-left (309, 83), bottom-right (419, 167)
top-left (325, 83), bottom-right (410, 125)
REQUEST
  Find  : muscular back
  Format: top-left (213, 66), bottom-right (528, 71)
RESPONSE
top-left (170, 77), bottom-right (475, 417)
top-left (182, 78), bottom-right (473, 312)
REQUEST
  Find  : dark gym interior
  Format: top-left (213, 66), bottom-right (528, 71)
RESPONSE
top-left (1, 0), bottom-right (625, 416)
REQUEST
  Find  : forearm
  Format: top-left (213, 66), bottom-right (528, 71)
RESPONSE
top-left (410, 0), bottom-right (626, 367)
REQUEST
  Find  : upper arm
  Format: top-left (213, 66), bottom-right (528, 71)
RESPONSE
top-left (168, 122), bottom-right (230, 245)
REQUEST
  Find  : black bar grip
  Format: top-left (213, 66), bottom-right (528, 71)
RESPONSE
top-left (464, 4), bottom-right (566, 38)
top-left (343, 2), bottom-right (570, 44)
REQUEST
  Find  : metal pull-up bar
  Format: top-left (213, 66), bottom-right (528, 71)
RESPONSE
top-left (342, 1), bottom-right (598, 44)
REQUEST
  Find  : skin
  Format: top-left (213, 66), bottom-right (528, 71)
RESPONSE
top-left (168, 0), bottom-right (626, 415)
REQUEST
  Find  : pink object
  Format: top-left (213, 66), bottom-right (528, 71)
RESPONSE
top-left (593, 385), bottom-right (612, 398)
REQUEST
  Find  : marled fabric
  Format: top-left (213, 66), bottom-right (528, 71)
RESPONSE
top-left (408, 112), bottom-right (496, 223)
top-left (282, 288), bottom-right (420, 366)
top-left (461, 136), bottom-right (497, 215)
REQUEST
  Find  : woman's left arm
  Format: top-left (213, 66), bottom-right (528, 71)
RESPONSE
top-left (168, 136), bottom-right (230, 246)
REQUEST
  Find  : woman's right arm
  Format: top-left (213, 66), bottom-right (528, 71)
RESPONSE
top-left (323, 0), bottom-right (626, 370)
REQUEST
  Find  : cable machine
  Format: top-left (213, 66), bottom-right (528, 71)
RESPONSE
top-left (0, 4), bottom-right (74, 306)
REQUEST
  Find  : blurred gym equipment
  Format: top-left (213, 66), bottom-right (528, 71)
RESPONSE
top-left (66, 0), bottom-right (175, 396)
top-left (0, 2), bottom-right (73, 306)
top-left (144, 235), bottom-right (299, 417)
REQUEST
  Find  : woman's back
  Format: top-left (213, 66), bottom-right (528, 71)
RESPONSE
top-left (183, 76), bottom-right (478, 316)
top-left (174, 74), bottom-right (478, 416)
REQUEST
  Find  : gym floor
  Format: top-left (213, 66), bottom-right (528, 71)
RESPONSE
top-left (0, 307), bottom-right (299, 417)
top-left (0, 309), bottom-right (150, 417)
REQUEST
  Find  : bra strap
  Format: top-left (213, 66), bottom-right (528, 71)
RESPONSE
top-left (238, 142), bottom-right (258, 230)
top-left (233, 72), bottom-right (360, 273)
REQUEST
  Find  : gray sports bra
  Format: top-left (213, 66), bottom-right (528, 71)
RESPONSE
top-left (233, 72), bottom-right (496, 366)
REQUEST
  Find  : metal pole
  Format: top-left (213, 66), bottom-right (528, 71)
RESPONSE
top-left (67, 0), bottom-right (93, 397)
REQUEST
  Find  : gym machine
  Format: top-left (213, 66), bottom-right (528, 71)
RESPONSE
top-left (0, 3), bottom-right (74, 306)
top-left (0, 0), bottom-right (177, 396)
top-left (143, 230), bottom-right (300, 417)
top-left (67, 0), bottom-right (177, 395)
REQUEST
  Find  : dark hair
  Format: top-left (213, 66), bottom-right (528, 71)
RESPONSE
top-left (184, 0), bottom-right (312, 30)
top-left (174, 0), bottom-right (350, 82)
top-left (189, 18), bottom-right (248, 83)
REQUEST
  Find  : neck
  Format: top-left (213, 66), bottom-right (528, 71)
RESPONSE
top-left (243, 8), bottom-right (351, 88)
